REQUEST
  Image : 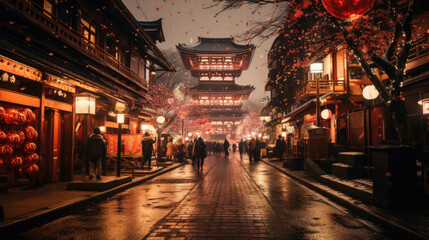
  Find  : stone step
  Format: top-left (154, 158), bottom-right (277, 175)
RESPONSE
top-left (331, 163), bottom-right (365, 179)
top-left (320, 174), bottom-right (373, 202)
top-left (337, 152), bottom-right (368, 167)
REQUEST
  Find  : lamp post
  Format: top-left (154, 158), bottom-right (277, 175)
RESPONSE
top-left (116, 113), bottom-right (125, 177)
top-left (156, 116), bottom-right (165, 161)
top-left (310, 61), bottom-right (324, 127)
top-left (362, 85), bottom-right (379, 147)
top-left (74, 92), bottom-right (97, 179)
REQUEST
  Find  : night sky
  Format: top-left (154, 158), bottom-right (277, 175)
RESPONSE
top-left (123, 0), bottom-right (284, 104)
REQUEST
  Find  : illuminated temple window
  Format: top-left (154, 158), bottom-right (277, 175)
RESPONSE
top-left (200, 76), bottom-right (209, 81)
top-left (224, 76), bottom-right (233, 81)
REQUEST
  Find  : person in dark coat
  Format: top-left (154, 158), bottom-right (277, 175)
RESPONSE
top-left (215, 142), bottom-right (221, 156)
top-left (248, 138), bottom-right (256, 162)
top-left (193, 137), bottom-right (206, 170)
top-left (232, 143), bottom-right (237, 152)
top-left (100, 131), bottom-right (108, 176)
top-left (191, 138), bottom-right (198, 164)
top-left (223, 139), bottom-right (230, 157)
top-left (238, 139), bottom-right (244, 159)
top-left (275, 135), bottom-right (286, 161)
top-left (141, 132), bottom-right (156, 169)
top-left (176, 138), bottom-right (186, 162)
top-left (87, 127), bottom-right (106, 180)
top-left (187, 140), bottom-right (194, 162)
top-left (254, 137), bottom-right (262, 162)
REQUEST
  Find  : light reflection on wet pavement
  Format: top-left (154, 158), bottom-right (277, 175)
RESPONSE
top-left (15, 153), bottom-right (389, 240)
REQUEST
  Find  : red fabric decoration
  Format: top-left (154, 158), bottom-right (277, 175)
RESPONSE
top-left (24, 142), bottom-right (37, 153)
top-left (0, 144), bottom-right (14, 156)
top-left (10, 156), bottom-right (23, 168)
top-left (321, 0), bottom-right (375, 20)
top-left (0, 130), bottom-right (6, 144)
top-left (0, 106), bottom-right (5, 121)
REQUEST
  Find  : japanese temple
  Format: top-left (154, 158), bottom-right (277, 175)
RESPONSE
top-left (177, 37), bottom-right (255, 140)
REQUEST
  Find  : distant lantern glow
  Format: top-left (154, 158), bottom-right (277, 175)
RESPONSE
top-left (99, 126), bottom-right (106, 133)
top-left (418, 98), bottom-right (429, 115)
top-left (156, 116), bottom-right (165, 124)
top-left (117, 114), bottom-right (125, 124)
top-left (362, 85), bottom-right (379, 100)
top-left (321, 109), bottom-right (332, 120)
top-left (75, 93), bottom-right (97, 115)
top-left (310, 61), bottom-right (324, 73)
top-left (187, 132), bottom-right (192, 137)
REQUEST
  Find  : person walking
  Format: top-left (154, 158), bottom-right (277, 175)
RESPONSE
top-left (215, 142), bottom-right (221, 156)
top-left (176, 138), bottom-right (186, 162)
top-left (223, 139), bottom-right (230, 157)
top-left (275, 135), bottom-right (286, 161)
top-left (100, 130), bottom-right (108, 176)
top-left (248, 138), bottom-right (256, 162)
top-left (238, 139), bottom-right (244, 159)
top-left (232, 143), bottom-right (237, 153)
top-left (166, 138), bottom-right (176, 161)
top-left (141, 132), bottom-right (156, 169)
top-left (254, 137), bottom-right (262, 162)
top-left (193, 137), bottom-right (206, 170)
top-left (187, 140), bottom-right (194, 163)
top-left (86, 127), bottom-right (106, 180)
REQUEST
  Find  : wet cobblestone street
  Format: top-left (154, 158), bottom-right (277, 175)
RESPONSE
top-left (15, 153), bottom-right (389, 240)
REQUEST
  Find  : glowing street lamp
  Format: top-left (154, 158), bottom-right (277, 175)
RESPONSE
top-left (116, 113), bottom-right (125, 177)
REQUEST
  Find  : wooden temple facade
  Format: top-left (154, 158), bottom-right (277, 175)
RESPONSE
top-left (177, 37), bottom-right (255, 140)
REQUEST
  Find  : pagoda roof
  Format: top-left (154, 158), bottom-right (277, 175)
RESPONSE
top-left (177, 37), bottom-right (255, 54)
top-left (139, 18), bottom-right (165, 43)
top-left (189, 82), bottom-right (254, 96)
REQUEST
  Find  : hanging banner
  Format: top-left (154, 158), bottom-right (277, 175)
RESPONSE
top-left (104, 134), bottom-right (142, 156)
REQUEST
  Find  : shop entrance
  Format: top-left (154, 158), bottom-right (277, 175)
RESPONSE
top-left (43, 109), bottom-right (73, 182)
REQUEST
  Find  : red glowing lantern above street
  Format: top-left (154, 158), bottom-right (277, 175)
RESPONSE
top-left (321, 0), bottom-right (375, 20)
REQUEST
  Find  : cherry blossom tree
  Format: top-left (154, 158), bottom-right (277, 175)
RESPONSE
top-left (215, 0), bottom-right (426, 145)
top-left (238, 112), bottom-right (263, 137)
top-left (144, 83), bottom-right (180, 133)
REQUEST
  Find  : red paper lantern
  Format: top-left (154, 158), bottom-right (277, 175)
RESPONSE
top-left (21, 108), bottom-right (36, 123)
top-left (27, 153), bottom-right (39, 164)
top-left (0, 144), bottom-right (14, 156)
top-left (17, 131), bottom-right (25, 144)
top-left (10, 156), bottom-right (23, 168)
top-left (0, 158), bottom-right (4, 168)
top-left (24, 142), bottom-right (37, 153)
top-left (0, 130), bottom-right (6, 144)
top-left (0, 106), bottom-right (5, 121)
top-left (5, 108), bottom-right (19, 124)
top-left (17, 112), bottom-right (27, 125)
top-left (7, 133), bottom-right (21, 145)
top-left (321, 0), bottom-right (375, 20)
top-left (25, 126), bottom-right (38, 141)
top-left (26, 164), bottom-right (39, 176)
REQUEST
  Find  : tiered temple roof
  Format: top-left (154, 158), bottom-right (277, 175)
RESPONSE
top-left (177, 37), bottom-right (255, 140)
